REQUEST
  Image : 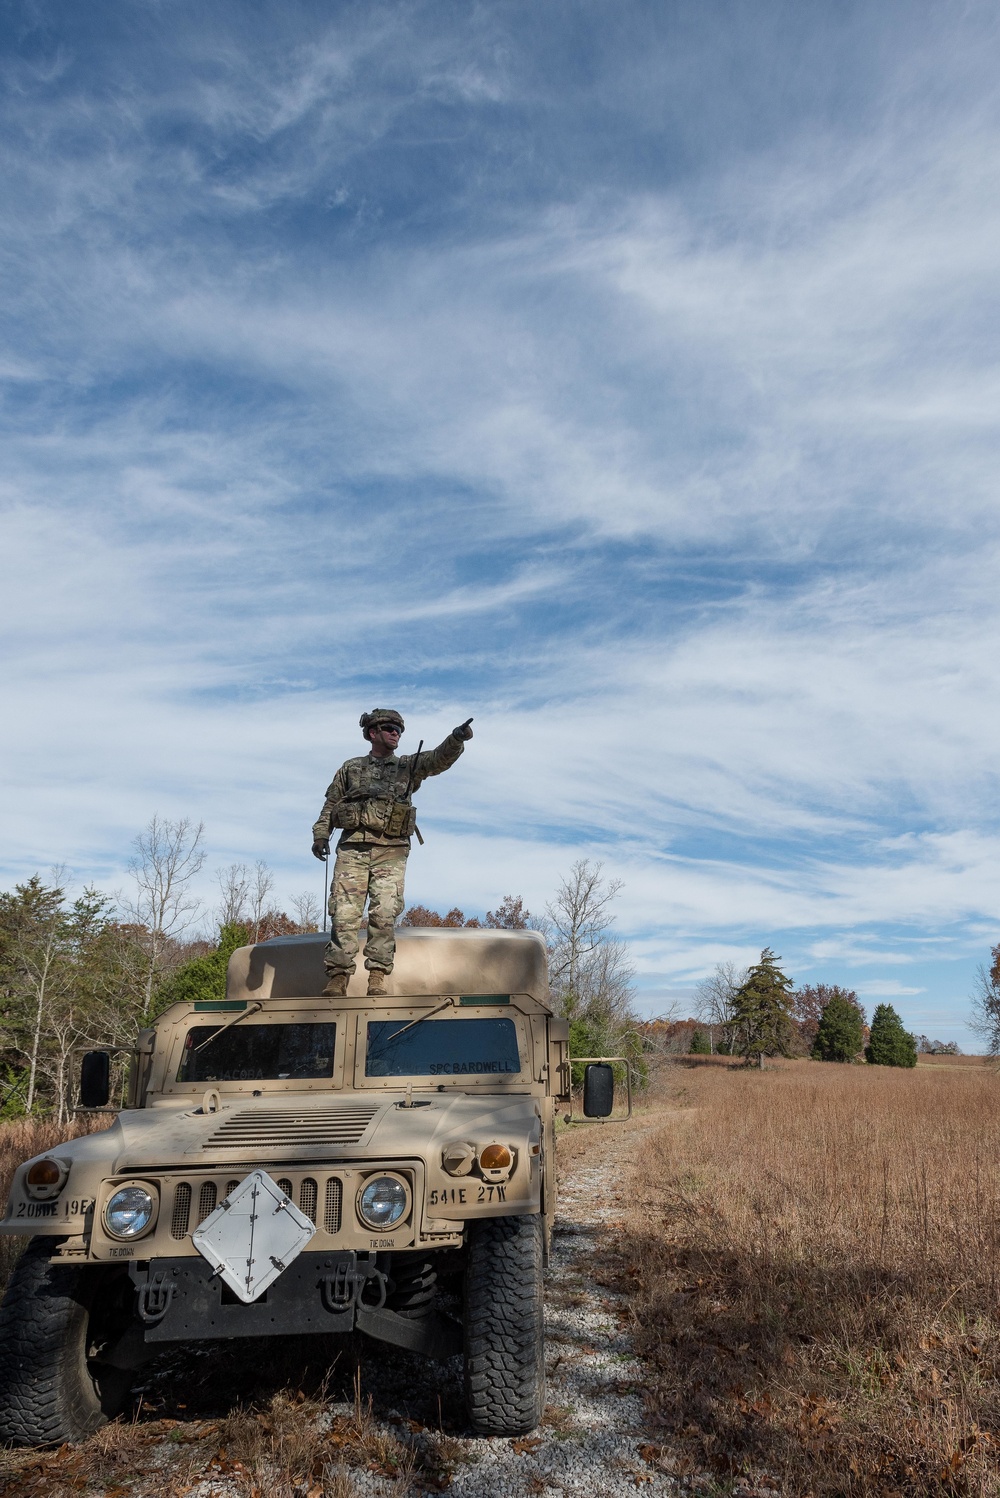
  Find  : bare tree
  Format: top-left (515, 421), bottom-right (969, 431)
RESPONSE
top-left (40, 994), bottom-right (85, 1126)
top-left (970, 945), bottom-right (1000, 1055)
top-left (291, 890), bottom-right (322, 933)
top-left (247, 861), bottom-right (275, 944)
top-left (216, 862), bottom-right (251, 927)
top-left (575, 937), bottom-right (637, 1024)
top-left (546, 860), bottom-right (624, 1001)
top-left (122, 815), bottom-right (206, 1018)
top-left (213, 860), bottom-right (277, 941)
top-left (9, 874), bottom-right (71, 1113)
top-left (544, 858), bottom-right (643, 1053)
top-left (694, 961), bottom-right (748, 1055)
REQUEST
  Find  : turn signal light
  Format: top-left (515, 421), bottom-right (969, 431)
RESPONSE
top-left (479, 1144), bottom-right (512, 1172)
top-left (24, 1157), bottom-right (68, 1201)
top-left (26, 1160), bottom-right (62, 1187)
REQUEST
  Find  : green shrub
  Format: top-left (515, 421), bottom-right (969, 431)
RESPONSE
top-left (811, 993), bottom-right (865, 1062)
top-left (865, 1003), bottom-right (917, 1068)
top-left (568, 1015), bottom-right (646, 1089)
top-left (689, 1029), bottom-right (712, 1054)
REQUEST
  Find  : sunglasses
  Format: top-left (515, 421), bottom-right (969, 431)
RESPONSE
top-left (373, 724), bottom-right (401, 734)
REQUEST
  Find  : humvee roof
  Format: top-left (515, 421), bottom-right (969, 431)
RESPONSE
top-left (228, 927), bottom-right (551, 1005)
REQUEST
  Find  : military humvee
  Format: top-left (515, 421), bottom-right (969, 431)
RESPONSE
top-left (0, 927), bottom-right (590, 1447)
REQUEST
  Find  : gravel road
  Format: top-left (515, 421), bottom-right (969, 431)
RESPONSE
top-left (431, 1121), bottom-right (679, 1497)
top-left (303, 1115), bottom-right (681, 1497)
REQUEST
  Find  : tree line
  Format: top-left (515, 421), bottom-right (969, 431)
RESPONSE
top-left (0, 817), bottom-right (323, 1122)
top-left (683, 948), bottom-right (940, 1069)
top-left (0, 820), bottom-right (644, 1118)
top-left (4, 805), bottom-right (980, 1116)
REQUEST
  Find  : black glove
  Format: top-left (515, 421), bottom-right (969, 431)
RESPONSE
top-left (312, 837), bottom-right (330, 860)
top-left (452, 717), bottom-right (474, 741)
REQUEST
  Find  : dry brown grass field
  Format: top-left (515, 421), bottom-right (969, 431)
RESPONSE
top-left (622, 1058), bottom-right (1000, 1495)
top-left (2, 1067), bottom-right (1000, 1495)
top-left (916, 1054), bottom-right (991, 1068)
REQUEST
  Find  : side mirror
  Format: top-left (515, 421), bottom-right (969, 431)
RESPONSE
top-left (582, 1062), bottom-right (614, 1118)
top-left (80, 1051), bottom-right (111, 1109)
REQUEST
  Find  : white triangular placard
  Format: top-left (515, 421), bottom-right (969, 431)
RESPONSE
top-left (192, 1169), bottom-right (316, 1304)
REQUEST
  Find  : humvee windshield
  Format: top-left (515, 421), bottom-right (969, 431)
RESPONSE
top-left (365, 1018), bottom-right (521, 1078)
top-left (176, 1023), bottom-right (337, 1083)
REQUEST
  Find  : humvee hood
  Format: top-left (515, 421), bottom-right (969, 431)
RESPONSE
top-left (80, 1092), bottom-right (539, 1173)
top-left (364, 1092), bottom-right (540, 1153)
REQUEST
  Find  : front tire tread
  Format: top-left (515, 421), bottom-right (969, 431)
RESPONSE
top-left (464, 1214), bottom-right (544, 1436)
top-left (0, 1239), bottom-right (130, 1446)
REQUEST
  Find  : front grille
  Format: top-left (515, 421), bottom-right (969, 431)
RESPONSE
top-left (325, 1177), bottom-right (342, 1234)
top-left (203, 1106), bottom-right (380, 1151)
top-left (163, 1170), bottom-right (348, 1240)
top-left (171, 1182), bottom-right (192, 1239)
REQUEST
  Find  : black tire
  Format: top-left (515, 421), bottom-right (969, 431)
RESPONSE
top-left (0, 1238), bottom-right (134, 1447)
top-left (463, 1214), bottom-right (545, 1436)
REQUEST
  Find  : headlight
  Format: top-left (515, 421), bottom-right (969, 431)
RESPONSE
top-left (357, 1174), bottom-right (409, 1230)
top-left (104, 1185), bottom-right (156, 1239)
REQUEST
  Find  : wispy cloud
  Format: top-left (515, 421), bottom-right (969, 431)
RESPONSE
top-left (2, 1), bottom-right (999, 1044)
top-left (856, 981), bottom-right (926, 998)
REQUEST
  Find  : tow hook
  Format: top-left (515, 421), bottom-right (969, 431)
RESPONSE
top-left (137, 1271), bottom-right (176, 1324)
top-left (320, 1261), bottom-right (387, 1313)
top-left (359, 1266), bottom-right (389, 1309)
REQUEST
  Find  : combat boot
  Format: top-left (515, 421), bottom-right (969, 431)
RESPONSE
top-left (367, 969), bottom-right (388, 997)
top-left (322, 972), bottom-right (349, 998)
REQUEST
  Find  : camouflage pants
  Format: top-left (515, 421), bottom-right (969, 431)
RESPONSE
top-left (325, 845), bottom-right (408, 976)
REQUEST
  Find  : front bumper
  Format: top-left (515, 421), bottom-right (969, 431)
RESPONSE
top-left (126, 1251), bottom-right (461, 1360)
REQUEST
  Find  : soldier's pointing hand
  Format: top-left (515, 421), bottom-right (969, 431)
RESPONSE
top-left (452, 717), bottom-right (474, 741)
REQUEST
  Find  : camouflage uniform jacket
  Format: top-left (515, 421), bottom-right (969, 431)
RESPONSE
top-left (312, 733), bottom-right (465, 849)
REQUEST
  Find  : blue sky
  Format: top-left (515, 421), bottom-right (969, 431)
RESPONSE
top-left (2, 0), bottom-right (1000, 1045)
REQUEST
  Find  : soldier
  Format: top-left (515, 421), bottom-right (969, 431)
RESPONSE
top-left (312, 709), bottom-right (474, 997)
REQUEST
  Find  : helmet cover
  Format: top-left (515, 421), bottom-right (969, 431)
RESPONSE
top-left (360, 708), bottom-right (405, 740)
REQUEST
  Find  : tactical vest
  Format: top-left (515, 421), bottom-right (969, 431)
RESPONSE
top-left (333, 758), bottom-right (417, 839)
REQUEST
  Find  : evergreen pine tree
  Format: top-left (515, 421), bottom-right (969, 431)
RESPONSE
top-left (811, 991), bottom-right (865, 1062)
top-left (865, 1003), bottom-right (917, 1067)
top-left (689, 1029), bottom-right (711, 1054)
top-left (731, 948), bottom-right (795, 1068)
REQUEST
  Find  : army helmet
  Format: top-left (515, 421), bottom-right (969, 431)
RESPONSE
top-left (360, 708), bottom-right (405, 740)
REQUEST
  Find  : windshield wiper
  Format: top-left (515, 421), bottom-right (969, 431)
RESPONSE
top-left (192, 1002), bottom-right (262, 1054)
top-left (388, 997), bottom-right (455, 1041)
